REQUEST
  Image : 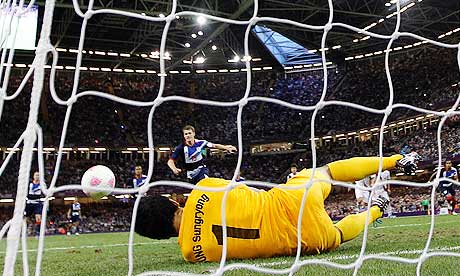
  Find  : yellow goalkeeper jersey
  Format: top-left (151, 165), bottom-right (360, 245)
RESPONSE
top-left (178, 169), bottom-right (341, 262)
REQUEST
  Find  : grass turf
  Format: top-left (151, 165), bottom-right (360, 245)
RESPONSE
top-left (1, 215), bottom-right (460, 275)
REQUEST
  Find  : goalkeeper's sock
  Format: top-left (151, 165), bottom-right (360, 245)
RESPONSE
top-left (335, 206), bottom-right (382, 243)
top-left (327, 155), bottom-right (403, 182)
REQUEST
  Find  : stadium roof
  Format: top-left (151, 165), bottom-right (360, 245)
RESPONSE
top-left (253, 25), bottom-right (322, 66)
top-left (13, 0), bottom-right (460, 72)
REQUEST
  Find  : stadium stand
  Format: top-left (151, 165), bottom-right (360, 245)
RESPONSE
top-left (1, 48), bottom-right (460, 234)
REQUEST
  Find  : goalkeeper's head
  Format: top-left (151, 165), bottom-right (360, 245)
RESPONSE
top-left (135, 195), bottom-right (183, 239)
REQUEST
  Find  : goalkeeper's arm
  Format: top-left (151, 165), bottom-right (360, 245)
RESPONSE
top-left (326, 155), bottom-right (404, 182)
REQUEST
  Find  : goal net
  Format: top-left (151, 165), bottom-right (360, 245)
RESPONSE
top-left (1, 0), bottom-right (460, 275)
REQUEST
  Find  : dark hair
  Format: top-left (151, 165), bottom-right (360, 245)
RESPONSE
top-left (182, 125), bottom-right (195, 132)
top-left (290, 164), bottom-right (298, 169)
top-left (135, 196), bottom-right (178, 239)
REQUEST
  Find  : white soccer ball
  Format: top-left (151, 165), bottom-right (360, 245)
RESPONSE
top-left (81, 165), bottom-right (116, 199)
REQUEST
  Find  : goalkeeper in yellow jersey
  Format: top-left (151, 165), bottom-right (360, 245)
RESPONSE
top-left (135, 154), bottom-right (418, 262)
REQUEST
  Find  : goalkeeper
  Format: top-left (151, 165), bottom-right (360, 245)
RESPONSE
top-left (135, 154), bottom-right (417, 262)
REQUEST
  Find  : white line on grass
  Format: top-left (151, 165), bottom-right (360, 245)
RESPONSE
top-left (205, 246), bottom-right (460, 273)
top-left (245, 245), bottom-right (460, 268)
top-left (374, 220), bottom-right (455, 229)
top-left (0, 240), bottom-right (173, 254)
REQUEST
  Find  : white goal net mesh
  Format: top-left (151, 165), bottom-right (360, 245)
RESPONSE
top-left (1, 0), bottom-right (460, 275)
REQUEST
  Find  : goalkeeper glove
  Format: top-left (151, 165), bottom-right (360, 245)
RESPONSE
top-left (397, 151), bottom-right (421, 175)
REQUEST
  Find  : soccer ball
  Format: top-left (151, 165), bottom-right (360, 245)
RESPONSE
top-left (81, 165), bottom-right (116, 199)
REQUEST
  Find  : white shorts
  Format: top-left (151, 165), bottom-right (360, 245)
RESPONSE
top-left (355, 188), bottom-right (370, 203)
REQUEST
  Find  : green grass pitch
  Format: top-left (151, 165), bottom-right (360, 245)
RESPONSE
top-left (1, 215), bottom-right (460, 275)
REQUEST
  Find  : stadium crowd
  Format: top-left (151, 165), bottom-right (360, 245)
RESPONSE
top-left (1, 48), bottom-right (458, 148)
top-left (1, 47), bottom-right (460, 234)
top-left (0, 203), bottom-right (132, 234)
top-left (4, 117), bottom-right (460, 198)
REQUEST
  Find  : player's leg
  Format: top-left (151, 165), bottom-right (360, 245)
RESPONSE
top-left (286, 167), bottom-right (333, 201)
top-left (297, 179), bottom-right (382, 252)
top-left (24, 204), bottom-right (32, 236)
top-left (355, 197), bottom-right (363, 213)
top-left (355, 189), bottom-right (370, 212)
top-left (441, 186), bottom-right (453, 214)
top-left (67, 215), bottom-right (73, 235)
top-left (317, 157), bottom-right (398, 241)
top-left (74, 219), bottom-right (80, 235)
top-left (34, 203), bottom-right (43, 236)
top-left (34, 214), bottom-right (41, 237)
top-left (449, 188), bottom-right (457, 215)
top-left (446, 187), bottom-right (457, 215)
top-left (294, 179), bottom-right (338, 252)
top-left (327, 155), bottom-right (402, 182)
top-left (380, 191), bottom-right (394, 217)
top-left (290, 173), bottom-right (380, 251)
top-left (335, 197), bottom-right (388, 243)
top-left (67, 221), bottom-right (72, 235)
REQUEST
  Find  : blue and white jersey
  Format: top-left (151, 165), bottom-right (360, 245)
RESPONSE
top-left (71, 203), bottom-right (81, 216)
top-left (440, 167), bottom-right (458, 187)
top-left (132, 174), bottom-right (148, 187)
top-left (170, 139), bottom-right (213, 171)
top-left (27, 182), bottom-right (43, 204)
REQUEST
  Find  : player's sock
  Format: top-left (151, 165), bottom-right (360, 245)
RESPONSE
top-left (387, 206), bottom-right (393, 217)
top-left (35, 221), bottom-right (41, 236)
top-left (327, 155), bottom-right (403, 182)
top-left (335, 206), bottom-right (382, 243)
top-left (448, 200), bottom-right (455, 214)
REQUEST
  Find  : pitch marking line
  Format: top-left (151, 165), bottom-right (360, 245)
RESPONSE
top-left (0, 240), bottom-right (173, 254)
top-left (0, 219), bottom-right (457, 255)
top-left (374, 220), bottom-right (455, 229)
top-left (257, 245), bottom-right (460, 267)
